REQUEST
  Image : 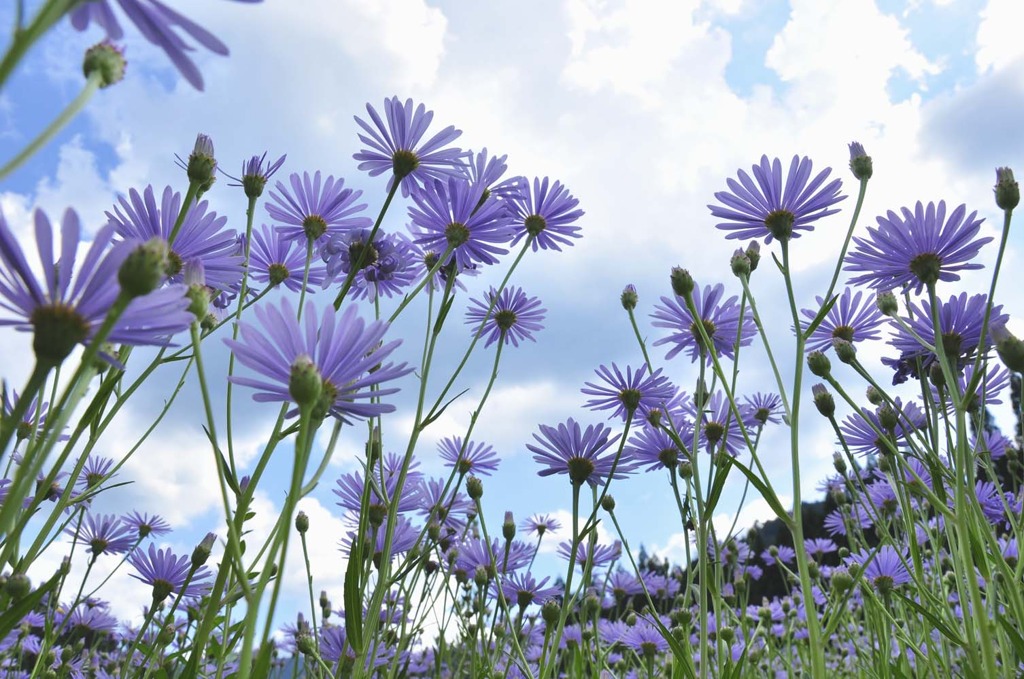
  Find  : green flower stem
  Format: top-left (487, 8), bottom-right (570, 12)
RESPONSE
top-left (820, 176), bottom-right (869, 305)
top-left (298, 529), bottom-right (319, 650)
top-left (167, 180), bottom-right (200, 245)
top-left (926, 282), bottom-right (998, 677)
top-left (386, 241), bottom-right (459, 326)
top-left (333, 180), bottom-right (402, 310)
top-left (188, 323), bottom-right (249, 588)
top-left (969, 207), bottom-right (1013, 379)
top-left (225, 194), bottom-right (260, 477)
top-left (354, 274), bottom-right (458, 676)
top-left (0, 71), bottom-right (102, 181)
top-left (0, 362), bottom-right (50, 460)
top-left (162, 287), bottom-right (271, 363)
top-left (237, 403), bottom-right (316, 678)
top-left (0, 0), bottom-right (76, 90)
top-left (539, 482), bottom-right (581, 679)
top-left (296, 236), bottom-right (314, 320)
top-left (606, 507), bottom-right (696, 677)
top-left (738, 274), bottom-right (790, 418)
top-left (627, 307), bottom-right (654, 372)
top-left (778, 240), bottom-right (825, 679)
top-left (184, 405), bottom-right (288, 678)
top-left (416, 237), bottom-right (534, 418)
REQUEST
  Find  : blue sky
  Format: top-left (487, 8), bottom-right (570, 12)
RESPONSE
top-left (2, 0), bottom-right (1023, 632)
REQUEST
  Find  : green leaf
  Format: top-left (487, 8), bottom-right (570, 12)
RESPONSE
top-left (344, 542), bottom-right (364, 654)
top-left (0, 569), bottom-right (61, 639)
top-left (997, 615), bottom-right (1024, 664)
top-left (893, 592), bottom-right (965, 646)
top-left (726, 456), bottom-right (791, 526)
top-left (801, 293), bottom-right (840, 339)
top-left (706, 457), bottom-right (733, 513)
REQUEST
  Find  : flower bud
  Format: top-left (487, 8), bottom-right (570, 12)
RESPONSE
top-left (191, 532), bottom-right (216, 568)
top-left (730, 249), bottom-right (751, 277)
top-left (601, 494), bottom-right (616, 512)
top-left (620, 284), bottom-right (638, 311)
top-left (812, 383), bottom-right (835, 418)
top-left (865, 386), bottom-right (883, 406)
top-left (626, 612), bottom-right (637, 626)
top-left (118, 238), bottom-right (169, 298)
top-left (678, 460), bottom-right (693, 479)
top-left (466, 476), bottom-right (483, 500)
top-left (848, 142), bottom-right (872, 180)
top-left (995, 167), bottom-right (1019, 211)
top-left (807, 351), bottom-right (831, 378)
top-left (4, 573), bottom-right (30, 600)
top-left (295, 510), bottom-right (309, 534)
top-left (832, 338), bottom-right (856, 365)
top-left (992, 325), bottom-right (1024, 373)
top-left (82, 41), bottom-right (126, 88)
top-left (289, 356), bottom-right (323, 407)
top-left (832, 451), bottom-right (847, 475)
top-left (296, 632), bottom-right (316, 656)
top-left (670, 267), bottom-right (694, 298)
top-left (745, 241), bottom-right (761, 272)
top-left (502, 511), bottom-right (516, 542)
top-left (876, 290), bottom-right (898, 316)
top-left (186, 134), bottom-right (217, 191)
top-left (541, 599), bottom-right (560, 626)
top-left (832, 567), bottom-right (854, 593)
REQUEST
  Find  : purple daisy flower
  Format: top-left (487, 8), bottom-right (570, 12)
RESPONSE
top-left (651, 283), bottom-right (755, 364)
top-left (69, 0), bottom-right (261, 90)
top-left (708, 155), bottom-right (845, 243)
top-left (77, 454), bottom-right (116, 492)
top-left (507, 177), bottom-right (584, 251)
top-left (266, 172), bottom-right (372, 246)
top-left (409, 177), bottom-right (514, 272)
top-left (333, 466), bottom-right (422, 516)
top-left (66, 605), bottom-right (119, 635)
top-left (621, 620), bottom-right (670, 658)
top-left (467, 148), bottom-right (526, 201)
top-left (557, 539), bottom-right (621, 569)
top-left (340, 515), bottom-right (419, 563)
top-left (107, 185), bottom-right (244, 293)
top-left (581, 363), bottom-right (676, 421)
top-left (246, 224), bottom-right (327, 293)
top-left (686, 391), bottom-right (747, 456)
top-left (437, 436), bottom-right (500, 476)
top-left (973, 429), bottom-right (1012, 460)
top-left (805, 538), bottom-right (837, 559)
top-left (121, 511), bottom-right (171, 539)
top-left (222, 152), bottom-right (286, 198)
top-left (626, 423), bottom-right (689, 472)
top-left (761, 545), bottom-right (797, 566)
top-left (888, 293), bottom-right (1007, 378)
top-left (415, 477), bottom-right (474, 530)
top-left (0, 207), bottom-right (192, 365)
top-left (494, 571), bottom-right (561, 610)
top-left (66, 513), bottom-right (136, 559)
top-left (930, 363), bottom-right (1009, 414)
top-left (1, 388), bottom-right (68, 443)
top-left (319, 229), bottom-right (416, 301)
top-left (800, 288), bottom-right (886, 353)
top-left (846, 201), bottom-right (991, 294)
top-left (224, 299), bottom-right (411, 423)
top-left (353, 97), bottom-right (467, 197)
top-left (606, 568), bottom-right (644, 599)
top-left (528, 418), bottom-right (629, 487)
top-left (464, 285), bottom-right (546, 348)
top-left (838, 400), bottom-right (921, 457)
top-left (520, 513), bottom-right (561, 536)
top-left (128, 543), bottom-right (211, 603)
top-left (847, 545), bottom-right (911, 594)
top-left (742, 392), bottom-right (784, 427)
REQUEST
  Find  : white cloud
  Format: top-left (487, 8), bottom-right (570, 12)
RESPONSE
top-left (976, 0), bottom-right (1024, 73)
